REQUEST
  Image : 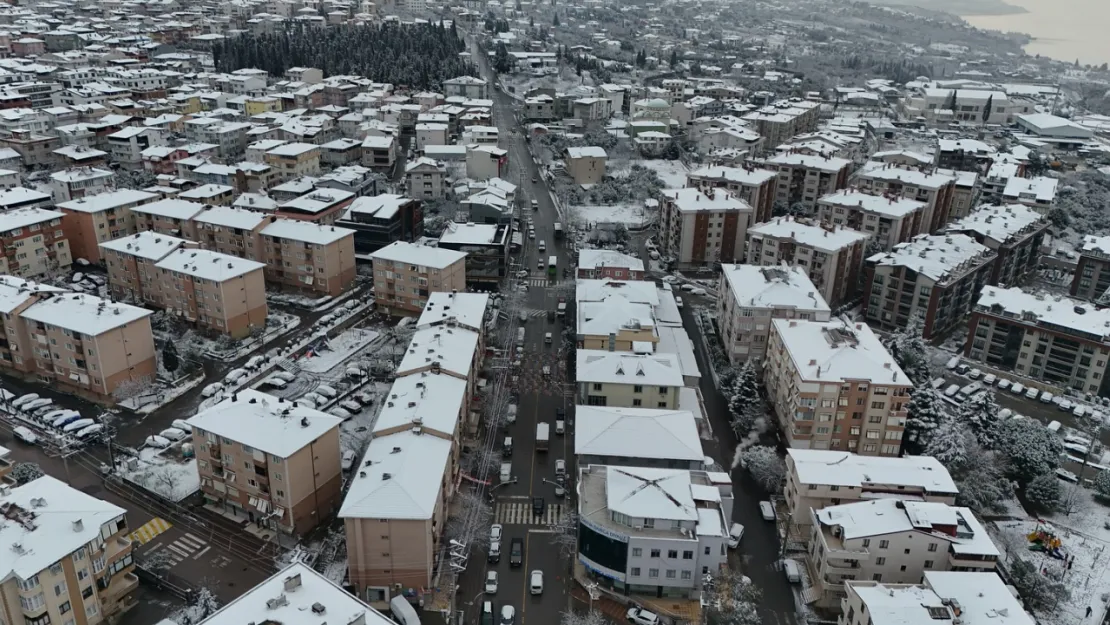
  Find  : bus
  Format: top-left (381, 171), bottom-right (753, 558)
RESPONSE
top-left (547, 255), bottom-right (557, 278)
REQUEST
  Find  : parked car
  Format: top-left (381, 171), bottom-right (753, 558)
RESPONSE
top-left (262, 376), bottom-right (288, 389)
top-left (11, 393), bottom-right (39, 408)
top-left (13, 426), bottom-right (37, 445)
top-left (160, 428), bottom-right (186, 441)
top-left (945, 356), bottom-right (960, 370)
top-left (488, 541), bottom-right (501, 564)
top-left (759, 501), bottom-right (775, 521)
top-left (955, 364), bottom-right (970, 375)
top-left (145, 434), bottom-right (170, 448)
top-left (201, 383), bottom-right (224, 398)
top-left (728, 523), bottom-right (745, 548)
top-left (490, 524), bottom-right (503, 543)
top-left (1025, 387), bottom-right (1041, 400)
top-left (500, 605), bottom-right (515, 625)
top-left (1010, 383), bottom-right (1026, 395)
top-left (783, 559), bottom-right (802, 583)
top-left (982, 374), bottom-right (996, 385)
top-left (675, 296), bottom-right (684, 308)
top-left (340, 400), bottom-right (362, 412)
top-left (316, 385), bottom-right (338, 398)
top-left (1040, 392), bottom-right (1055, 404)
top-left (330, 408), bottom-right (353, 420)
top-left (225, 368), bottom-right (249, 383)
top-left (997, 379), bottom-right (1012, 391)
top-left (529, 570), bottom-right (544, 595)
top-left (245, 355), bottom-right (266, 369)
top-left (21, 398), bottom-right (52, 412)
top-left (341, 450), bottom-right (356, 471)
top-left (172, 419), bottom-right (193, 433)
top-left (485, 571), bottom-right (499, 594)
top-left (968, 368), bottom-right (982, 380)
top-left (627, 609), bottom-right (660, 625)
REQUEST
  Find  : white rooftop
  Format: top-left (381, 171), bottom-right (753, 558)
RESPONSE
top-left (606, 466), bottom-right (698, 521)
top-left (0, 207), bottom-right (62, 234)
top-left (578, 249), bottom-right (645, 273)
top-left (396, 325), bottom-right (479, 379)
top-left (576, 278), bottom-right (659, 305)
top-left (767, 152), bottom-right (852, 173)
top-left (749, 217), bottom-right (869, 252)
top-left (858, 163), bottom-right (957, 189)
top-left (771, 319), bottom-right (908, 384)
top-left (260, 219), bottom-right (353, 245)
top-left (720, 264), bottom-right (831, 312)
top-left (195, 205), bottom-right (270, 230)
top-left (1002, 176), bottom-right (1057, 203)
top-left (0, 276), bottom-right (66, 315)
top-left (661, 187), bottom-right (751, 213)
top-left (439, 222), bottom-right (500, 245)
top-left (186, 390), bottom-right (341, 459)
top-left (575, 406), bottom-right (702, 462)
top-left (131, 198), bottom-right (206, 220)
top-left (576, 350), bottom-right (683, 387)
top-left (0, 475), bottom-right (126, 581)
top-left (344, 194), bottom-right (411, 220)
top-left (687, 165), bottom-right (778, 186)
top-left (869, 233), bottom-right (992, 282)
top-left (178, 184), bottom-right (234, 201)
top-left (280, 188), bottom-right (355, 213)
top-left (370, 240), bottom-right (466, 269)
top-left (945, 203), bottom-right (1045, 245)
top-left (818, 189), bottom-right (926, 218)
top-left (977, 286), bottom-right (1110, 341)
top-left (417, 292), bottom-right (490, 331)
top-left (57, 188), bottom-right (157, 213)
top-left (566, 146), bottom-right (607, 159)
top-left (374, 372), bottom-right (466, 438)
top-left (155, 248), bottom-right (265, 282)
top-left (786, 449), bottom-right (958, 493)
top-left (577, 299), bottom-right (656, 337)
top-left (22, 292), bottom-right (151, 336)
top-left (816, 499), bottom-right (998, 557)
top-left (339, 429), bottom-right (452, 520)
top-left (922, 572), bottom-right (1035, 625)
top-left (99, 231), bottom-right (187, 261)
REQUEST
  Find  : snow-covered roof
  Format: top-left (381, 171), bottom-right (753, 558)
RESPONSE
top-left (771, 318), bottom-right (908, 385)
top-left (280, 188), bottom-right (354, 214)
top-left (0, 276), bottom-right (65, 314)
top-left (50, 167), bottom-right (113, 183)
top-left (566, 146), bottom-right (607, 159)
top-left (945, 203), bottom-right (1045, 245)
top-left (417, 292), bottom-right (489, 331)
top-left (131, 198), bottom-right (206, 220)
top-left (266, 141), bottom-right (318, 157)
top-left (1001, 175), bottom-right (1057, 203)
top-left (99, 231), bottom-right (186, 261)
top-left (439, 222), bottom-right (500, 245)
top-left (655, 325), bottom-right (699, 379)
top-left (0, 475), bottom-right (126, 581)
top-left (687, 165), bottom-right (777, 186)
top-left (786, 449), bottom-right (957, 493)
top-left (195, 205), bottom-right (270, 230)
top-left (767, 152), bottom-right (852, 173)
top-left (57, 188), bottom-right (157, 213)
top-left (869, 233), bottom-right (992, 283)
top-left (576, 350), bottom-right (683, 387)
top-left (396, 325), bottom-right (479, 379)
top-left (851, 582), bottom-right (955, 625)
top-left (374, 372), bottom-right (466, 438)
top-left (977, 287), bottom-right (1110, 341)
top-left (0, 207), bottom-right (62, 234)
top-left (343, 194), bottom-right (411, 220)
top-left (576, 278), bottom-right (658, 305)
top-left (858, 163), bottom-right (956, 189)
top-left (574, 406), bottom-right (702, 462)
top-left (578, 299), bottom-right (656, 337)
top-left (155, 248), bottom-right (265, 282)
top-left (339, 429), bottom-right (452, 520)
top-left (818, 189), bottom-right (926, 219)
top-left (937, 138), bottom-right (996, 155)
top-left (186, 390), bottom-right (341, 459)
top-left (816, 499), bottom-right (997, 558)
top-left (259, 219), bottom-right (352, 245)
top-left (720, 264), bottom-right (831, 312)
top-left (606, 466), bottom-right (698, 521)
top-left (370, 240), bottom-right (466, 269)
top-left (578, 249), bottom-right (644, 272)
top-left (921, 572), bottom-right (1035, 625)
top-left (661, 187), bottom-right (751, 213)
top-left (196, 563), bottom-right (394, 625)
top-left (22, 292), bottom-right (151, 336)
top-left (749, 216), bottom-right (869, 252)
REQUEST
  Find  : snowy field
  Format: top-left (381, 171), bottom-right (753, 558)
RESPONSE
top-left (614, 159), bottom-right (691, 189)
top-left (576, 202), bottom-right (652, 226)
top-left (298, 328), bottom-right (381, 373)
top-left (120, 447), bottom-right (200, 502)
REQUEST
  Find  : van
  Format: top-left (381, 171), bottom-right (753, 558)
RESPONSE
top-left (782, 559), bottom-right (801, 583)
top-left (500, 462), bottom-right (512, 482)
top-left (481, 601), bottom-right (495, 625)
top-left (531, 199), bottom-right (538, 209)
top-left (516, 328), bottom-right (525, 346)
top-left (13, 426), bottom-right (37, 445)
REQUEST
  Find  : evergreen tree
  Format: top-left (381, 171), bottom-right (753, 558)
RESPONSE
top-left (904, 387), bottom-right (947, 454)
top-left (493, 41), bottom-right (512, 73)
top-left (162, 342), bottom-right (180, 373)
top-left (670, 48), bottom-right (678, 67)
top-left (728, 360), bottom-right (762, 436)
top-left (553, 12), bottom-right (560, 26)
top-left (994, 418), bottom-right (1063, 488)
top-left (958, 390), bottom-right (1001, 449)
top-left (924, 415), bottom-right (971, 470)
top-left (1025, 473), bottom-right (1062, 512)
top-left (982, 93), bottom-right (993, 124)
top-left (884, 317), bottom-right (931, 386)
top-left (945, 89), bottom-right (957, 112)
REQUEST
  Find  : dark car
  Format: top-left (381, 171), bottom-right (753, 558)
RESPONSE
top-left (555, 407), bottom-right (566, 421)
top-left (532, 496), bottom-right (545, 516)
top-left (510, 538), bottom-right (524, 567)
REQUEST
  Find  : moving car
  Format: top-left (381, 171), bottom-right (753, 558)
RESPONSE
top-left (500, 605), bottom-right (516, 625)
top-left (510, 538), bottom-right (524, 567)
top-left (529, 570), bottom-right (544, 595)
top-left (627, 608), bottom-right (660, 625)
top-left (759, 501), bottom-right (775, 521)
top-left (490, 524), bottom-right (503, 543)
top-left (532, 497), bottom-right (545, 516)
top-left (485, 571), bottom-right (499, 594)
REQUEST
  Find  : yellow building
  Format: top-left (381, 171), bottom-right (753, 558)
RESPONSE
top-left (245, 96), bottom-right (281, 116)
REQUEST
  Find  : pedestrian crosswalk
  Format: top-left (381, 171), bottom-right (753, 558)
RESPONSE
top-left (495, 502), bottom-right (566, 525)
top-left (145, 533), bottom-right (211, 568)
top-left (130, 517), bottom-right (172, 545)
top-left (525, 278), bottom-right (553, 287)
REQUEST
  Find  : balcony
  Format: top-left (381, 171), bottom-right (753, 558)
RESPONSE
top-left (101, 571), bottom-right (139, 608)
top-left (106, 535), bottom-right (132, 561)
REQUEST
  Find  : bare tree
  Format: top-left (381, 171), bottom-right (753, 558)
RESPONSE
top-left (704, 568), bottom-right (763, 625)
top-left (561, 608), bottom-right (607, 625)
top-left (550, 510), bottom-right (579, 558)
top-left (112, 378), bottom-right (148, 403)
top-left (445, 488), bottom-right (494, 548)
top-left (172, 584), bottom-right (222, 625)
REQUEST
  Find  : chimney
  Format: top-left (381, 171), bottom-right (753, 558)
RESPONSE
top-left (72, 519), bottom-right (84, 532)
top-left (283, 572), bottom-right (303, 591)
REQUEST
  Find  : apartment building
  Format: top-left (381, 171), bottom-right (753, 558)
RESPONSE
top-left (841, 573), bottom-right (1034, 625)
top-left (50, 167), bottom-right (114, 203)
top-left (576, 350), bottom-right (684, 409)
top-left (338, 194), bottom-right (424, 254)
top-left (659, 188), bottom-right (753, 267)
top-left (783, 449), bottom-right (957, 528)
top-left (767, 152), bottom-right (852, 211)
top-left (574, 406), bottom-right (704, 470)
top-left (577, 465), bottom-right (731, 600)
top-left (943, 203), bottom-right (1047, 287)
top-left (58, 189), bottom-right (159, 263)
top-left (276, 187), bottom-right (355, 225)
top-left (564, 147), bottom-right (608, 185)
top-left (188, 390), bottom-right (343, 534)
top-left (742, 99), bottom-right (821, 150)
top-left (717, 264), bottom-right (832, 364)
top-left (1001, 176), bottom-right (1058, 214)
top-left (900, 88), bottom-right (1031, 125)
top-left (405, 157), bottom-right (447, 200)
top-left (685, 165), bottom-right (778, 223)
top-left (0, 208), bottom-right (73, 279)
top-left (576, 282), bottom-right (659, 351)
top-left (130, 198), bottom-right (206, 239)
top-left (577, 249), bottom-right (645, 280)
top-left (746, 217), bottom-right (869, 308)
top-left (369, 242), bottom-right (467, 315)
top-left (264, 142), bottom-right (322, 182)
top-left (765, 319), bottom-right (911, 455)
top-left (193, 206), bottom-right (270, 259)
top-left (258, 219), bottom-right (357, 297)
top-left (438, 222), bottom-right (511, 287)
top-left (0, 476), bottom-right (138, 625)
top-left (100, 231), bottom-right (189, 304)
top-left (816, 190), bottom-right (926, 252)
top-left (863, 234), bottom-right (996, 340)
top-left (395, 324), bottom-right (483, 432)
top-left (808, 499), bottom-right (998, 609)
top-left (17, 292), bottom-right (156, 403)
top-left (854, 164), bottom-right (958, 235)
top-left (0, 188), bottom-right (53, 213)
top-left (179, 184), bottom-right (236, 206)
top-left (967, 287), bottom-right (1110, 395)
top-left (1072, 235), bottom-right (1110, 301)
top-left (153, 248), bottom-right (268, 338)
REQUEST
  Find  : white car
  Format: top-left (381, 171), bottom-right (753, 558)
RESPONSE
top-left (160, 428), bottom-right (186, 441)
top-left (21, 398), bottom-right (52, 412)
top-left (245, 355), bottom-right (266, 369)
top-left (316, 384), bottom-right (338, 398)
top-left (1025, 387), bottom-right (1040, 400)
top-left (661, 276), bottom-right (678, 284)
top-left (982, 374), bottom-right (996, 385)
top-left (202, 383), bottom-right (224, 398)
top-left (262, 376), bottom-right (288, 389)
top-left (225, 368), bottom-right (249, 383)
top-left (340, 400), bottom-right (362, 412)
top-left (342, 449), bottom-right (356, 471)
top-left (675, 296), bottom-right (684, 309)
top-left (490, 524), bottom-right (503, 543)
top-left (172, 419), bottom-right (193, 433)
top-left (968, 368), bottom-right (982, 380)
top-left (529, 570), bottom-right (544, 595)
top-left (759, 501), bottom-right (775, 521)
top-left (330, 408), bottom-right (353, 420)
top-left (727, 522), bottom-right (745, 549)
top-left (11, 393), bottom-right (39, 408)
top-left (1010, 382), bottom-right (1025, 395)
top-left (485, 571), bottom-right (499, 594)
top-left (627, 608), bottom-right (660, 625)
top-left (690, 287), bottom-right (707, 296)
top-left (681, 283), bottom-right (695, 292)
top-left (997, 379), bottom-right (1012, 391)
top-left (1039, 392), bottom-right (1055, 404)
top-left (302, 392), bottom-right (324, 405)
top-left (145, 434), bottom-right (171, 448)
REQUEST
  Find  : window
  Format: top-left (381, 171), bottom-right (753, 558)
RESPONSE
top-left (900, 565), bottom-right (907, 572)
top-left (872, 573), bottom-right (882, 581)
top-left (631, 567), bottom-right (641, 576)
top-left (592, 383), bottom-right (602, 391)
top-left (925, 560), bottom-right (934, 569)
top-left (862, 539), bottom-right (870, 547)
top-left (650, 549), bottom-right (660, 558)
top-left (76, 568), bottom-right (88, 581)
top-left (18, 575), bottom-right (40, 591)
top-left (53, 581), bottom-right (67, 596)
top-left (86, 603), bottom-right (99, 617)
top-left (19, 592), bottom-right (44, 612)
top-left (632, 548), bottom-right (642, 557)
top-left (681, 570), bottom-right (692, 580)
top-left (648, 569), bottom-right (659, 578)
top-left (59, 601), bottom-right (71, 614)
top-left (82, 586), bottom-right (93, 599)
top-left (633, 385), bottom-right (643, 393)
top-left (682, 550), bottom-right (693, 560)
top-left (665, 570), bottom-right (676, 579)
top-left (875, 557), bottom-right (885, 565)
top-left (667, 550), bottom-right (678, 559)
top-left (49, 562), bottom-right (63, 576)
top-left (879, 540), bottom-right (889, 549)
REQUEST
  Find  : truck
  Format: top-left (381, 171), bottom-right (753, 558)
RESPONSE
top-left (556, 297), bottom-right (567, 317)
top-left (536, 422), bottom-right (550, 451)
top-left (554, 222), bottom-right (564, 239)
top-left (547, 255), bottom-right (557, 278)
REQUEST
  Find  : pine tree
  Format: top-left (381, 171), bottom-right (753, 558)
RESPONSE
top-left (162, 342), bottom-right (180, 373)
top-left (670, 48), bottom-right (678, 67)
top-left (945, 89), bottom-right (957, 112)
top-left (728, 360), bottom-right (762, 436)
top-left (884, 317), bottom-right (931, 386)
top-left (924, 415), bottom-right (971, 471)
top-left (904, 387), bottom-right (947, 454)
top-left (982, 93), bottom-right (993, 125)
top-left (958, 391), bottom-right (1001, 449)
top-left (553, 12), bottom-right (560, 26)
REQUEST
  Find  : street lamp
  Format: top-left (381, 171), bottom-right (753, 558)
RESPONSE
top-left (586, 582), bottom-right (600, 613)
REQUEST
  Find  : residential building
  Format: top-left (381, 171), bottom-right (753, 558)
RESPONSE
top-left (0, 208), bottom-right (72, 278)
top-left (193, 206), bottom-right (271, 259)
top-left (100, 231), bottom-right (189, 304)
top-left (574, 406), bottom-right (704, 470)
top-left (816, 190), bottom-right (926, 252)
top-left (863, 234), bottom-right (996, 339)
top-left (58, 189), bottom-right (159, 263)
top-left (742, 99), bottom-right (822, 150)
top-left (179, 184), bottom-right (236, 206)
top-left (967, 287), bottom-right (1110, 395)
top-left (405, 157), bottom-right (446, 200)
top-left (0, 475), bottom-right (138, 625)
top-left (659, 188), bottom-right (753, 267)
top-left (107, 126), bottom-right (162, 169)
top-left (685, 165), bottom-right (778, 224)
top-left (576, 280), bottom-right (659, 352)
top-left (361, 135), bottom-right (397, 170)
top-left (394, 324), bottom-right (483, 433)
top-left (564, 147), bottom-right (608, 185)
top-left (807, 499), bottom-right (998, 608)
top-left (764, 319), bottom-right (911, 455)
top-left (195, 563), bottom-right (397, 625)
top-left (369, 242), bottom-right (467, 315)
top-left (854, 165), bottom-right (958, 235)
top-left (1073, 235), bottom-right (1110, 301)
top-left (437, 222), bottom-right (510, 286)
top-left (1000, 176), bottom-right (1058, 213)
top-left (943, 204), bottom-right (1047, 287)
top-left (276, 188), bottom-right (355, 225)
top-left (131, 198), bottom-right (205, 240)
top-left (188, 390), bottom-right (343, 534)
top-left (577, 249), bottom-right (645, 280)
top-left (264, 142), bottom-right (322, 182)
top-left (717, 264), bottom-right (832, 364)
top-left (900, 88), bottom-right (1031, 125)
top-left (443, 75), bottom-right (488, 99)
top-left (153, 248), bottom-right (268, 338)
top-left (0, 187), bottom-right (53, 212)
top-left (339, 194), bottom-right (424, 254)
top-left (258, 220), bottom-right (357, 297)
top-left (767, 152), bottom-right (852, 211)
top-left (746, 217), bottom-right (870, 308)
top-left (840, 573), bottom-right (1034, 625)
top-left (465, 145), bottom-right (507, 181)
top-left (784, 449), bottom-right (957, 528)
top-left (577, 465), bottom-right (732, 599)
top-left (576, 350), bottom-right (684, 409)
top-left (50, 167), bottom-right (114, 203)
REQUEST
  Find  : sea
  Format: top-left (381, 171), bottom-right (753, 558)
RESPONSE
top-left (960, 0), bottom-right (1110, 67)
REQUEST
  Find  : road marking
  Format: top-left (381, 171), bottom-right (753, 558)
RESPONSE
top-left (130, 517), bottom-right (172, 545)
top-left (494, 502), bottom-right (565, 525)
top-left (192, 545), bottom-right (212, 560)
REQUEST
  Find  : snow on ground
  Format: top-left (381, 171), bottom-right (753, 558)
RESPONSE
top-left (576, 201), bottom-right (653, 226)
top-left (620, 159), bottom-right (691, 188)
top-left (120, 447), bottom-right (200, 502)
top-left (297, 328), bottom-right (381, 373)
top-left (119, 371), bottom-right (205, 414)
